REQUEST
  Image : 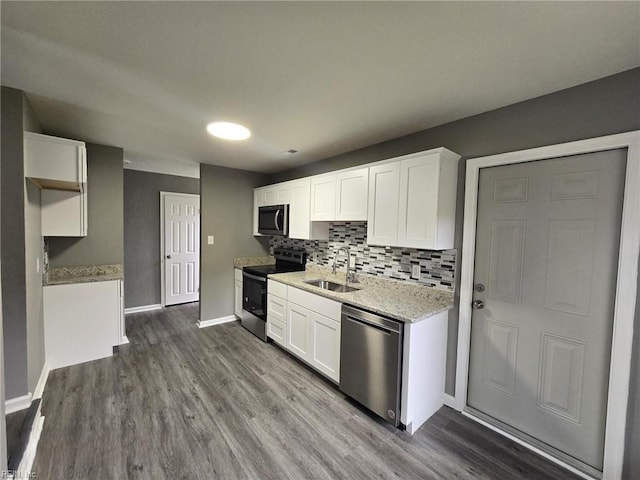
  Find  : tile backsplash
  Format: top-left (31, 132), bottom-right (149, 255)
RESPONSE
top-left (270, 222), bottom-right (455, 291)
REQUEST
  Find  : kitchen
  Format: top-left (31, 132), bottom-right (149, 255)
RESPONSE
top-left (1, 2), bottom-right (639, 480)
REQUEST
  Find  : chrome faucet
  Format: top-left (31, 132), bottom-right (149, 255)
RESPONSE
top-left (332, 246), bottom-right (358, 284)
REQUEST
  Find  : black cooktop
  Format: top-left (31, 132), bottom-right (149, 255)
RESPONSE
top-left (243, 247), bottom-right (307, 277)
top-left (243, 264), bottom-right (304, 277)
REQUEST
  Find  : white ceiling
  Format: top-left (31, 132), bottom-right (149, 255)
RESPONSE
top-left (2, 2), bottom-right (639, 174)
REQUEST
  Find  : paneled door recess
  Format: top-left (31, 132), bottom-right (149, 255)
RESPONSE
top-left (163, 193), bottom-right (200, 306)
top-left (467, 149), bottom-right (626, 475)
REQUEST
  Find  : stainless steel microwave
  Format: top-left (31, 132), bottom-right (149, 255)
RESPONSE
top-left (258, 204), bottom-right (289, 236)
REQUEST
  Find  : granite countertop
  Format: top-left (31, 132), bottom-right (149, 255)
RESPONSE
top-left (268, 265), bottom-right (454, 324)
top-left (233, 256), bottom-right (275, 269)
top-left (43, 264), bottom-right (123, 286)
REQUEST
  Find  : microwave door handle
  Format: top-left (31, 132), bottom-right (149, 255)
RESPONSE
top-left (274, 209), bottom-right (281, 230)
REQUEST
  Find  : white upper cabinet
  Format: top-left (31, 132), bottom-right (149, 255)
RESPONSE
top-left (259, 183), bottom-right (290, 207)
top-left (288, 178), bottom-right (328, 240)
top-left (335, 168), bottom-right (369, 221)
top-left (310, 174), bottom-right (336, 221)
top-left (367, 162), bottom-right (401, 246)
top-left (24, 132), bottom-right (86, 191)
top-left (41, 188), bottom-right (88, 237)
top-left (367, 148), bottom-right (459, 250)
top-left (24, 132), bottom-right (88, 237)
top-left (310, 167), bottom-right (369, 222)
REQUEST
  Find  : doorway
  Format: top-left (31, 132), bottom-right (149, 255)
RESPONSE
top-left (455, 132), bottom-right (639, 480)
top-left (160, 192), bottom-right (200, 307)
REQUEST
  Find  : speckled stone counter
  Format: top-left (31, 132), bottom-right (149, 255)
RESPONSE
top-left (269, 265), bottom-right (453, 323)
top-left (43, 264), bottom-right (123, 286)
top-left (233, 256), bottom-right (275, 269)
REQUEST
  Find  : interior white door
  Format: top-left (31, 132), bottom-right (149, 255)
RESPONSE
top-left (164, 193), bottom-right (200, 306)
top-left (467, 149), bottom-right (627, 473)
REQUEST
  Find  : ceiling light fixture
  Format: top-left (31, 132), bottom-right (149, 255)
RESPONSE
top-left (206, 122), bottom-right (251, 141)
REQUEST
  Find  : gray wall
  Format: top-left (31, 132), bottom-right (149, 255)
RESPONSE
top-left (270, 67), bottom-right (640, 472)
top-left (123, 170), bottom-right (199, 308)
top-left (48, 143), bottom-right (124, 267)
top-left (200, 165), bottom-right (269, 321)
top-left (1, 86), bottom-right (28, 399)
top-left (23, 99), bottom-right (45, 394)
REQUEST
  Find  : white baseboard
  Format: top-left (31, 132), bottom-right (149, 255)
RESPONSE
top-left (17, 407), bottom-right (44, 478)
top-left (124, 304), bottom-right (162, 314)
top-left (32, 363), bottom-right (50, 400)
top-left (443, 393), bottom-right (457, 409)
top-left (6, 394), bottom-right (32, 414)
top-left (198, 315), bottom-right (237, 329)
top-left (120, 335), bottom-right (130, 345)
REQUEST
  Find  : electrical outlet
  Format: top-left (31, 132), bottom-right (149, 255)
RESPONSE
top-left (208, 235), bottom-right (214, 245)
top-left (411, 264), bottom-right (420, 279)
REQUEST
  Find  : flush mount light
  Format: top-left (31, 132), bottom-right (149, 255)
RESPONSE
top-left (206, 122), bottom-right (251, 141)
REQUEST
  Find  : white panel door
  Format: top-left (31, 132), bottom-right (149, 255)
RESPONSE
top-left (367, 162), bottom-right (400, 246)
top-left (164, 193), bottom-right (200, 306)
top-left (467, 150), bottom-right (627, 472)
top-left (310, 174), bottom-right (336, 221)
top-left (335, 168), bottom-right (369, 221)
top-left (286, 302), bottom-right (312, 361)
top-left (311, 313), bottom-right (340, 383)
top-left (397, 154), bottom-right (440, 248)
top-left (288, 178), bottom-right (312, 240)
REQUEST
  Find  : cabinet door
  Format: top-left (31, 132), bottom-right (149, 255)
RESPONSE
top-left (335, 168), bottom-right (368, 221)
top-left (286, 302), bottom-right (312, 361)
top-left (367, 162), bottom-right (400, 246)
top-left (41, 189), bottom-right (87, 237)
top-left (311, 313), bottom-right (341, 383)
top-left (288, 178), bottom-right (312, 239)
top-left (267, 294), bottom-right (287, 346)
top-left (397, 154), bottom-right (440, 249)
top-left (43, 281), bottom-right (119, 369)
top-left (275, 183), bottom-right (290, 205)
top-left (24, 132), bottom-right (86, 190)
top-left (263, 187), bottom-right (277, 207)
top-left (234, 280), bottom-right (243, 318)
top-left (253, 190), bottom-right (261, 236)
top-left (310, 174), bottom-right (336, 221)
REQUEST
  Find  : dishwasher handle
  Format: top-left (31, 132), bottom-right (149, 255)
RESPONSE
top-left (342, 305), bottom-right (403, 334)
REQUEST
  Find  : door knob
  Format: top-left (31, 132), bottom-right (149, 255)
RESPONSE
top-left (472, 300), bottom-right (485, 310)
top-left (166, 255), bottom-right (172, 259)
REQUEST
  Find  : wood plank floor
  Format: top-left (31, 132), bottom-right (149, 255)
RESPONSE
top-left (32, 303), bottom-right (580, 479)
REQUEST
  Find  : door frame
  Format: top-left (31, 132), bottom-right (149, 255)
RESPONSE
top-left (454, 131), bottom-right (640, 480)
top-left (159, 192), bottom-right (201, 307)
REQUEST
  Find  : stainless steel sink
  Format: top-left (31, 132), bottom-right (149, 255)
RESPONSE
top-left (304, 279), bottom-right (360, 293)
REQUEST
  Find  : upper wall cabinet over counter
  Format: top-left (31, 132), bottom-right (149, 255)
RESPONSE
top-left (310, 168), bottom-right (369, 222)
top-left (24, 132), bottom-right (88, 237)
top-left (368, 148), bottom-right (459, 250)
top-left (24, 132), bottom-right (86, 191)
top-left (254, 147), bottom-right (460, 249)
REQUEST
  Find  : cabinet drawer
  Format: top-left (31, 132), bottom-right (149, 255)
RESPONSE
top-left (288, 286), bottom-right (342, 321)
top-left (235, 268), bottom-right (242, 282)
top-left (267, 294), bottom-right (287, 324)
top-left (267, 317), bottom-right (287, 347)
top-left (268, 279), bottom-right (287, 299)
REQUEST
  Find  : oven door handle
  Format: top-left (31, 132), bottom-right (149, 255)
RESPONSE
top-left (242, 272), bottom-right (267, 283)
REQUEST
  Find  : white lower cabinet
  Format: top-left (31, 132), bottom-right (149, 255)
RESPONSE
top-left (267, 280), bottom-right (341, 383)
top-left (266, 293), bottom-right (287, 346)
top-left (43, 280), bottom-right (121, 369)
top-left (234, 269), bottom-right (242, 318)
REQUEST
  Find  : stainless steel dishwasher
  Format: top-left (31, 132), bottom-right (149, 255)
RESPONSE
top-left (339, 305), bottom-right (403, 427)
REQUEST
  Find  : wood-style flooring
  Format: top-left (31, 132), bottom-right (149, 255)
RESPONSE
top-left (32, 303), bottom-right (580, 479)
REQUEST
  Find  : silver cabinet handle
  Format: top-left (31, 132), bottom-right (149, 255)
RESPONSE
top-left (472, 300), bottom-right (485, 310)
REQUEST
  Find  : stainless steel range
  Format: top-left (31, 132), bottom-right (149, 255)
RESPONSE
top-left (241, 247), bottom-right (307, 341)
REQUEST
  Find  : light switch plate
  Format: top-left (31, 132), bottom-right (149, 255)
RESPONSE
top-left (411, 264), bottom-right (420, 279)
top-left (208, 235), bottom-right (214, 245)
